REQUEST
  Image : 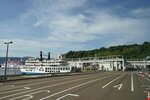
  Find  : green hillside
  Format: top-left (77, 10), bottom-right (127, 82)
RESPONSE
top-left (65, 42), bottom-right (150, 59)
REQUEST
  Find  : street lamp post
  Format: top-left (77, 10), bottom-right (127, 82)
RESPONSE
top-left (4, 41), bottom-right (13, 80)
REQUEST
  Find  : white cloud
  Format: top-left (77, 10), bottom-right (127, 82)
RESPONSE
top-left (1, 0), bottom-right (150, 57)
top-left (0, 38), bottom-right (84, 57)
top-left (131, 8), bottom-right (150, 17)
top-left (47, 14), bottom-right (96, 42)
top-left (27, 0), bottom-right (149, 44)
top-left (47, 12), bottom-right (150, 44)
top-left (20, 0), bottom-right (150, 49)
top-left (33, 21), bottom-right (43, 27)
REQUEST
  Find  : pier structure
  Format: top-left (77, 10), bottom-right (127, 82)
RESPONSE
top-left (127, 60), bottom-right (150, 69)
top-left (67, 55), bottom-right (125, 71)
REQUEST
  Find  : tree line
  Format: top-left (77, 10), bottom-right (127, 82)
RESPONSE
top-left (65, 41), bottom-right (150, 59)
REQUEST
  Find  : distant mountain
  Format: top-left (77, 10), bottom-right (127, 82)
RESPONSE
top-left (65, 41), bottom-right (150, 59)
top-left (0, 57), bottom-right (30, 64)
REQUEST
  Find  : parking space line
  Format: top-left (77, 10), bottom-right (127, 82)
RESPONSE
top-left (0, 75), bottom-right (88, 92)
top-left (0, 85), bottom-right (15, 91)
top-left (10, 90), bottom-right (50, 100)
top-left (39, 75), bottom-right (114, 100)
top-left (145, 77), bottom-right (150, 82)
top-left (56, 94), bottom-right (79, 100)
top-left (0, 74), bottom-right (114, 100)
top-left (0, 73), bottom-right (105, 92)
top-left (131, 72), bottom-right (134, 92)
top-left (102, 74), bottom-right (124, 89)
top-left (0, 87), bottom-right (31, 95)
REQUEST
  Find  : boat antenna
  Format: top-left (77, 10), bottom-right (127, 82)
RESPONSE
top-left (48, 52), bottom-right (51, 60)
top-left (40, 51), bottom-right (43, 61)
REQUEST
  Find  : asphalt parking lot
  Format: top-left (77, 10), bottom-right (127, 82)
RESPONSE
top-left (0, 72), bottom-right (149, 100)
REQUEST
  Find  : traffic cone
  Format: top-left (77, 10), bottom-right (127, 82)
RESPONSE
top-left (147, 91), bottom-right (150, 100)
top-left (140, 74), bottom-right (145, 78)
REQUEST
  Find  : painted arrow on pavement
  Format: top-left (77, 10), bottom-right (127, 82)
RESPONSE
top-left (113, 84), bottom-right (123, 90)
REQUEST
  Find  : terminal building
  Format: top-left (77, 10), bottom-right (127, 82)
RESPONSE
top-left (67, 55), bottom-right (125, 71)
top-left (64, 54), bottom-right (150, 71)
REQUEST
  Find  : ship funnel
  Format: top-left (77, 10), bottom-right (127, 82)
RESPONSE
top-left (48, 52), bottom-right (51, 60)
top-left (40, 51), bottom-right (43, 61)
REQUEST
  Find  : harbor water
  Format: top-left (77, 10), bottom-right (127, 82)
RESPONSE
top-left (0, 67), bottom-right (21, 75)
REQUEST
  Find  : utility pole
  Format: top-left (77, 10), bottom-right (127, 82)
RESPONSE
top-left (4, 41), bottom-right (13, 80)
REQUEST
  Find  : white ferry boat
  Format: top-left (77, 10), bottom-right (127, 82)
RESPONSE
top-left (0, 60), bottom-right (23, 75)
top-left (20, 52), bottom-right (72, 74)
top-left (1, 60), bottom-right (23, 68)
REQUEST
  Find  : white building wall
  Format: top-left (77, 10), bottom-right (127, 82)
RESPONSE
top-left (98, 62), bottom-right (113, 71)
top-left (68, 60), bottom-right (124, 71)
top-left (68, 61), bottom-right (83, 68)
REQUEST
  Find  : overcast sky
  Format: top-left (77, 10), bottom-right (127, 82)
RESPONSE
top-left (0, 0), bottom-right (150, 57)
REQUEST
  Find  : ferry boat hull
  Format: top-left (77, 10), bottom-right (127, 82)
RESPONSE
top-left (21, 66), bottom-right (72, 74)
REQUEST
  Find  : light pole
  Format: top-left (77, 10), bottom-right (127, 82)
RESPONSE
top-left (4, 41), bottom-right (13, 80)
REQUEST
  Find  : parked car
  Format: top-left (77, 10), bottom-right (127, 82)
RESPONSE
top-left (138, 70), bottom-right (144, 74)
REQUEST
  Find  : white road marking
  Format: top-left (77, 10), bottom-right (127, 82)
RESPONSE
top-left (39, 75), bottom-right (114, 100)
top-left (0, 73), bottom-right (101, 92)
top-left (10, 90), bottom-right (50, 100)
top-left (9, 75), bottom-right (67, 85)
top-left (0, 76), bottom-right (73, 92)
top-left (0, 74), bottom-right (114, 100)
top-left (145, 77), bottom-right (150, 82)
top-left (102, 74), bottom-right (124, 89)
top-left (131, 72), bottom-right (134, 92)
top-left (10, 74), bottom-right (99, 85)
top-left (24, 87), bottom-right (31, 89)
top-left (0, 87), bottom-right (31, 95)
top-left (56, 94), bottom-right (79, 100)
top-left (113, 84), bottom-right (123, 90)
top-left (0, 85), bottom-right (15, 91)
top-left (10, 95), bottom-right (33, 100)
top-left (9, 77), bottom-right (53, 85)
